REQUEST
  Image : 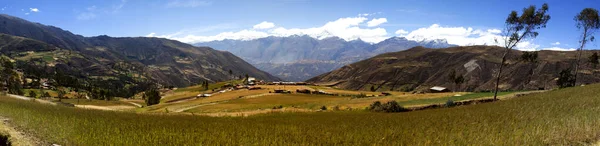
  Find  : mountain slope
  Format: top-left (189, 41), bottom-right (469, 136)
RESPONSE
top-left (0, 14), bottom-right (278, 89)
top-left (196, 36), bottom-right (457, 81)
top-left (307, 46), bottom-right (598, 92)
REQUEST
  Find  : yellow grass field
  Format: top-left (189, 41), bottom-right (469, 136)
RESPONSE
top-left (149, 84), bottom-right (515, 115)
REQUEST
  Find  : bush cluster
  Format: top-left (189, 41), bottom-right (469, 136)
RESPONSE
top-left (368, 101), bottom-right (408, 113)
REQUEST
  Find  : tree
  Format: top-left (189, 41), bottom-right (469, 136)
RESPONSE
top-left (557, 68), bottom-right (575, 88)
top-left (144, 87), bottom-right (161, 106)
top-left (28, 90), bottom-right (37, 98)
top-left (454, 75), bottom-right (465, 92)
top-left (589, 52), bottom-right (599, 68)
top-left (493, 3), bottom-right (550, 100)
top-left (521, 51), bottom-right (538, 62)
top-left (57, 88), bottom-right (67, 102)
top-left (574, 8), bottom-right (600, 85)
top-left (0, 56), bottom-right (24, 95)
top-left (448, 70), bottom-right (457, 91)
top-left (42, 92), bottom-right (51, 98)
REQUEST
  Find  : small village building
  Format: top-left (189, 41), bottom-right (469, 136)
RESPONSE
top-left (430, 86), bottom-right (450, 93)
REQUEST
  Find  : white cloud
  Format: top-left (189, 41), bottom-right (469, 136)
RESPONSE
top-left (253, 21), bottom-right (275, 29)
top-left (24, 13), bottom-right (29, 15)
top-left (77, 6), bottom-right (98, 20)
top-left (154, 16), bottom-right (390, 43)
top-left (400, 24), bottom-right (549, 51)
top-left (146, 33), bottom-right (156, 37)
top-left (540, 47), bottom-right (576, 51)
top-left (552, 42), bottom-right (560, 45)
top-left (87, 6), bottom-right (97, 11)
top-left (174, 30), bottom-right (270, 43)
top-left (515, 41), bottom-right (540, 51)
top-left (403, 24), bottom-right (503, 46)
top-left (395, 29), bottom-right (408, 35)
top-left (112, 0), bottom-right (127, 13)
top-left (367, 18), bottom-right (387, 27)
top-left (77, 12), bottom-right (96, 20)
top-left (29, 8), bottom-right (39, 12)
top-left (167, 0), bottom-right (211, 8)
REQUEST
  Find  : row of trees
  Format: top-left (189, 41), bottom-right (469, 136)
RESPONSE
top-left (0, 56), bottom-right (24, 95)
top-left (492, 4), bottom-right (599, 99)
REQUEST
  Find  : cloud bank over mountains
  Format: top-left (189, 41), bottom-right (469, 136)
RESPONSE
top-left (148, 15), bottom-right (574, 51)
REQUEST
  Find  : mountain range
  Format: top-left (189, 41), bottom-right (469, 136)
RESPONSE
top-left (0, 14), bottom-right (278, 97)
top-left (307, 46), bottom-right (600, 92)
top-left (196, 35), bottom-right (457, 81)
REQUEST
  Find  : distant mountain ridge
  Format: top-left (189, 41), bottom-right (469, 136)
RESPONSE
top-left (0, 14), bottom-right (278, 89)
top-left (196, 35), bottom-right (457, 81)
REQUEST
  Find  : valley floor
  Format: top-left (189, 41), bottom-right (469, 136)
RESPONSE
top-left (1, 84), bottom-right (600, 145)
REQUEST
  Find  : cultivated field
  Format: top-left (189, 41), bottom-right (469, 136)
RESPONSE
top-left (1, 84), bottom-right (600, 145)
top-left (148, 82), bottom-right (519, 115)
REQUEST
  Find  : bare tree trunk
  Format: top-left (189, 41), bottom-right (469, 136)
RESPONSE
top-left (493, 48), bottom-right (511, 100)
top-left (574, 29), bottom-right (588, 86)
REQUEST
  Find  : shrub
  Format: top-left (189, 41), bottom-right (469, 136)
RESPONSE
top-left (369, 101), bottom-right (383, 111)
top-left (272, 105), bottom-right (283, 109)
top-left (145, 87), bottom-right (161, 106)
top-left (42, 92), bottom-right (51, 98)
top-left (557, 68), bottom-right (575, 88)
top-left (0, 133), bottom-right (10, 146)
top-left (320, 106), bottom-right (327, 111)
top-left (446, 99), bottom-right (456, 107)
top-left (369, 101), bottom-right (408, 113)
top-left (333, 105), bottom-right (340, 111)
top-left (28, 90), bottom-right (37, 98)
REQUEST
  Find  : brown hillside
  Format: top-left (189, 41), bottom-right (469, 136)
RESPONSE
top-left (307, 46), bottom-right (599, 92)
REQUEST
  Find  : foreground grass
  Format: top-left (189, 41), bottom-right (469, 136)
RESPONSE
top-left (1, 84), bottom-right (600, 145)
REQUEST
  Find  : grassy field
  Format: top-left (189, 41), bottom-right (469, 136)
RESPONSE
top-left (1, 84), bottom-right (600, 145)
top-left (152, 84), bottom-right (515, 114)
top-left (56, 99), bottom-right (132, 106)
top-left (160, 80), bottom-right (244, 102)
top-left (186, 94), bottom-right (347, 113)
top-left (398, 91), bottom-right (516, 106)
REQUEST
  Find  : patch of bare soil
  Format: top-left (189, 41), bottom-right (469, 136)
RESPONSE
top-left (0, 116), bottom-right (47, 146)
top-left (75, 105), bottom-right (136, 111)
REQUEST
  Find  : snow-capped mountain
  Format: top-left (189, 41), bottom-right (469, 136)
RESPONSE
top-left (196, 35), bottom-right (457, 81)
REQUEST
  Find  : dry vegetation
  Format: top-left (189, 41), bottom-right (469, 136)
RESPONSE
top-left (0, 83), bottom-right (600, 145)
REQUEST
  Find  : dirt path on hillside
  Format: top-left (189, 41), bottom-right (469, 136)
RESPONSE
top-left (192, 108), bottom-right (316, 117)
top-left (126, 102), bottom-right (143, 108)
top-left (0, 116), bottom-right (46, 146)
top-left (7, 94), bottom-right (57, 105)
top-left (75, 105), bottom-right (136, 111)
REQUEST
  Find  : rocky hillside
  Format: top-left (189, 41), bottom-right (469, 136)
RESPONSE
top-left (196, 35), bottom-right (456, 81)
top-left (307, 46), bottom-right (600, 92)
top-left (0, 14), bottom-right (278, 88)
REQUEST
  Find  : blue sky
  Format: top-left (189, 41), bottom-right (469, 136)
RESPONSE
top-left (2, 0), bottom-right (600, 50)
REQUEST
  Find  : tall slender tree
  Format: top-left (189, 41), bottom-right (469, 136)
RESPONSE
top-left (573, 8), bottom-right (600, 85)
top-left (493, 3), bottom-right (550, 100)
